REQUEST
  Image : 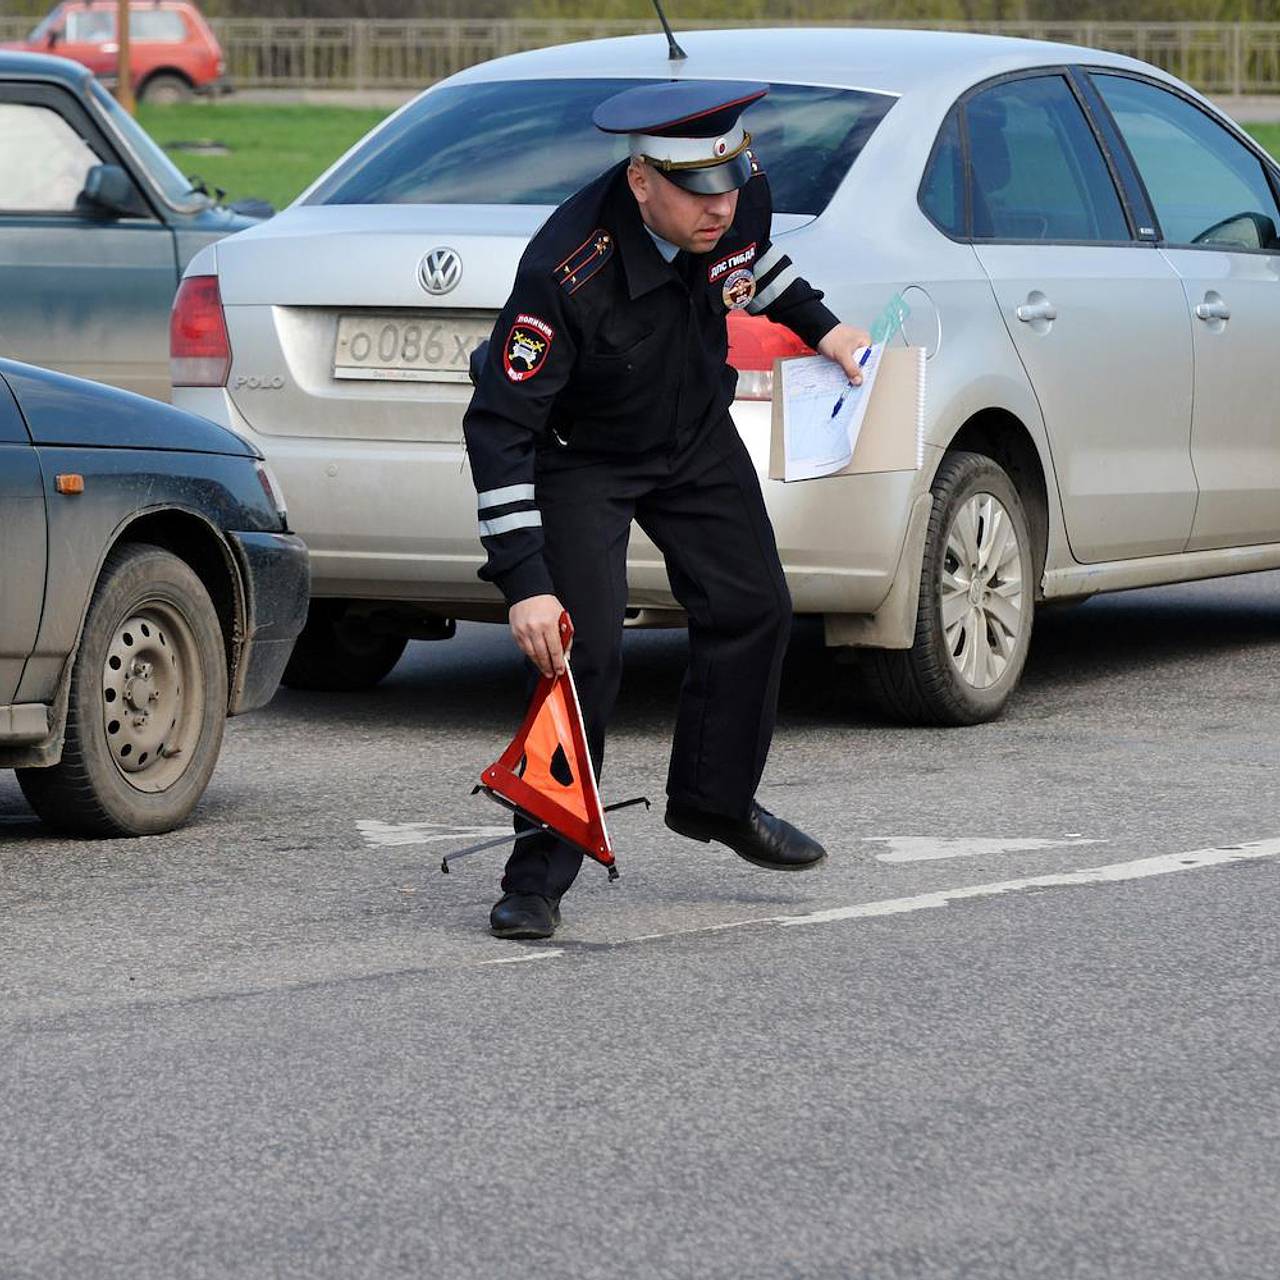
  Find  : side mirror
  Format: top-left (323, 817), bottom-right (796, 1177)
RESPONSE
top-left (1192, 209), bottom-right (1277, 251)
top-left (47, 28), bottom-right (61, 48)
top-left (228, 197), bottom-right (275, 219)
top-left (79, 164), bottom-right (147, 218)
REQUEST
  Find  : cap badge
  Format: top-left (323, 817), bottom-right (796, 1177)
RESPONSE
top-left (713, 137), bottom-right (729, 158)
top-left (722, 267), bottom-right (756, 311)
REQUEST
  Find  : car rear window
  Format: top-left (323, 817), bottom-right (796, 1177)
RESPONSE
top-left (306, 78), bottom-right (895, 217)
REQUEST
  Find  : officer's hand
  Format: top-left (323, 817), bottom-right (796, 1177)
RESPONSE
top-left (509, 594), bottom-right (570, 678)
top-left (817, 323), bottom-right (875, 385)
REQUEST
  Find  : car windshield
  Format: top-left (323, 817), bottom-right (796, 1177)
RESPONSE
top-left (27, 5), bottom-right (65, 42)
top-left (307, 78), bottom-right (895, 216)
top-left (89, 78), bottom-right (209, 208)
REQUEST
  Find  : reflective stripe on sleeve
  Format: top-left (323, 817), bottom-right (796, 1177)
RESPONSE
top-left (479, 510), bottom-right (543, 538)
top-left (748, 263), bottom-right (798, 312)
top-left (753, 243), bottom-right (785, 278)
top-left (477, 483), bottom-right (536, 510)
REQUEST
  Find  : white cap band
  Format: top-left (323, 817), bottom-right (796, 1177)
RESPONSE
top-left (628, 122), bottom-right (747, 168)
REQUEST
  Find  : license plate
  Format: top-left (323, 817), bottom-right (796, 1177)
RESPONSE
top-left (333, 312), bottom-right (494, 383)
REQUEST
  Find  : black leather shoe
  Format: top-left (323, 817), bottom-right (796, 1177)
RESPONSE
top-left (489, 892), bottom-right (561, 939)
top-left (664, 800), bottom-right (826, 871)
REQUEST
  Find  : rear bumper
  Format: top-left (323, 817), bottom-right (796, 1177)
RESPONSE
top-left (177, 388), bottom-right (922, 623)
top-left (227, 530), bottom-right (309, 715)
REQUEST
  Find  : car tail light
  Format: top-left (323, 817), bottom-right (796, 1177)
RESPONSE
top-left (726, 311), bottom-right (813, 401)
top-left (171, 275), bottom-right (230, 387)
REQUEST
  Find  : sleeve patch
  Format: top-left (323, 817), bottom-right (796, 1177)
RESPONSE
top-left (503, 313), bottom-right (555, 382)
top-left (708, 241), bottom-right (757, 284)
top-left (556, 228), bottom-right (614, 295)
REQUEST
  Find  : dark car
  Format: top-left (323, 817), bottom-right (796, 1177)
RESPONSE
top-left (0, 357), bottom-right (308, 836)
top-left (0, 50), bottom-right (259, 401)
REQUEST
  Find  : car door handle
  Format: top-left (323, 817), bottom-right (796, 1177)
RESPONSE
top-left (1016, 300), bottom-right (1058, 323)
top-left (1195, 298), bottom-right (1231, 322)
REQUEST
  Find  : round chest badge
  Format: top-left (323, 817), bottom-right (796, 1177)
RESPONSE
top-left (722, 267), bottom-right (756, 311)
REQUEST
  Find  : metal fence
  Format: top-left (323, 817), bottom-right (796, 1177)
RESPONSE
top-left (4, 17), bottom-right (1280, 95)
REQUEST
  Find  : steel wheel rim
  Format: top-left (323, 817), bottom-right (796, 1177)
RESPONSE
top-left (101, 600), bottom-right (205, 793)
top-left (940, 491), bottom-right (1025, 690)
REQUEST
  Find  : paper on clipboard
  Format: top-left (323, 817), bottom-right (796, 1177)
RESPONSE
top-left (774, 344), bottom-right (884, 481)
top-left (770, 346), bottom-right (926, 483)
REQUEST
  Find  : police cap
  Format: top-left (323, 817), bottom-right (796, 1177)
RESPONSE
top-left (593, 80), bottom-right (768, 195)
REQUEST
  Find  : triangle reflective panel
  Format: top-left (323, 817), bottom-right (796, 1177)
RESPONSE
top-left (480, 612), bottom-right (618, 878)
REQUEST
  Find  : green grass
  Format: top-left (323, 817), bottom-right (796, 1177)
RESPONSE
top-left (132, 104), bottom-right (1280, 213)
top-left (136, 103), bottom-right (392, 210)
top-left (1245, 123), bottom-right (1280, 161)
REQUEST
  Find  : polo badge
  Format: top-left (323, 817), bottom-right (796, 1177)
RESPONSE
top-left (504, 313), bottom-right (555, 382)
top-left (722, 268), bottom-right (756, 311)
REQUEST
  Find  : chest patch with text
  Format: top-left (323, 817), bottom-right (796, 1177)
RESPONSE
top-left (503, 313), bottom-right (555, 382)
top-left (707, 242), bottom-right (757, 284)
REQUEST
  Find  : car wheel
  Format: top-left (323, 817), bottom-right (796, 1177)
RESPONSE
top-left (17, 544), bottom-right (227, 836)
top-left (280, 601), bottom-right (408, 692)
top-left (141, 73), bottom-right (194, 104)
top-left (865, 451), bottom-right (1035, 726)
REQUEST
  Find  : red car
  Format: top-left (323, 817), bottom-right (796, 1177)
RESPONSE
top-left (10, 1), bottom-right (228, 102)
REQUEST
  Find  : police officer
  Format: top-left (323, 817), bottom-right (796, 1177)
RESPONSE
top-left (464, 80), bottom-right (871, 940)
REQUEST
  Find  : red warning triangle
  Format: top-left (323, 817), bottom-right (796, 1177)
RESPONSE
top-left (478, 612), bottom-right (616, 874)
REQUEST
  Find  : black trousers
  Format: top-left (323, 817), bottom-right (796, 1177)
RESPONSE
top-left (501, 420), bottom-right (793, 901)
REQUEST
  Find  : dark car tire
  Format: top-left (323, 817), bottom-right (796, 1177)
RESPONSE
top-left (864, 451), bottom-right (1035, 726)
top-left (280, 601), bottom-right (407, 692)
top-left (140, 72), bottom-right (194, 104)
top-left (17, 544), bottom-right (227, 837)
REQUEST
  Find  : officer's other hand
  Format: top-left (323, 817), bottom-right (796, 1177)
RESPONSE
top-left (510, 594), bottom-right (570, 678)
top-left (817, 323), bottom-right (875, 385)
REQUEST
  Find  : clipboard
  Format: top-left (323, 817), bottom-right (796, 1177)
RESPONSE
top-left (769, 346), bottom-right (926, 482)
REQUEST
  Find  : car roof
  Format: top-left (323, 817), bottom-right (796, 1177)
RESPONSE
top-left (449, 26), bottom-right (1164, 98)
top-left (0, 49), bottom-right (92, 86)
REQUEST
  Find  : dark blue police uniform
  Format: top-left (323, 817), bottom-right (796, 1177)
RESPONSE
top-left (463, 82), bottom-right (840, 918)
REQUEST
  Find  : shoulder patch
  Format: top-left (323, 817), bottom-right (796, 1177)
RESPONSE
top-left (708, 241), bottom-right (757, 284)
top-left (503, 313), bottom-right (555, 382)
top-left (555, 228), bottom-right (614, 295)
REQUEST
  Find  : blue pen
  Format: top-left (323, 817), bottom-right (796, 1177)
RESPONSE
top-left (829, 345), bottom-right (874, 419)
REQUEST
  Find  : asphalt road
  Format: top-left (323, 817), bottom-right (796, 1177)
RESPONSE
top-left (2, 572), bottom-right (1278, 1279)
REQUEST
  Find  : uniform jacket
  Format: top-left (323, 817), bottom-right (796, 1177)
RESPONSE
top-left (463, 157), bottom-right (840, 606)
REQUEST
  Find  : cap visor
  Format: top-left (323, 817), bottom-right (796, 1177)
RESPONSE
top-left (664, 152), bottom-right (754, 195)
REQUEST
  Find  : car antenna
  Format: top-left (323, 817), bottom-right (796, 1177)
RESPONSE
top-left (650, 0), bottom-right (686, 61)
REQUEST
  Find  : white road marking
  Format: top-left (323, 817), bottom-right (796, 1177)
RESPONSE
top-left (466, 838), bottom-right (1280, 965)
top-left (357, 819), bottom-right (509, 849)
top-left (482, 837), bottom-right (1280, 960)
top-left (783, 838), bottom-right (1280, 928)
top-left (865, 835), bottom-right (1102, 863)
top-left (482, 948), bottom-right (566, 965)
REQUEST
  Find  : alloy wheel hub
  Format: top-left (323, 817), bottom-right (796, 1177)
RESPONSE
top-left (940, 492), bottom-right (1025, 690)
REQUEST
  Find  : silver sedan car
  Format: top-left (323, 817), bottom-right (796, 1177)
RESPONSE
top-left (172, 28), bottom-right (1280, 723)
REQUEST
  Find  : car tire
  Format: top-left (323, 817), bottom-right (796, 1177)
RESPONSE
top-left (864, 451), bottom-right (1035, 726)
top-left (140, 73), bottom-right (194, 104)
top-left (280, 601), bottom-right (407, 692)
top-left (17, 544), bottom-right (227, 837)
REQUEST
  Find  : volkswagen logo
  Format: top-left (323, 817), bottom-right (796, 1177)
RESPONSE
top-left (419, 247), bottom-right (462, 296)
